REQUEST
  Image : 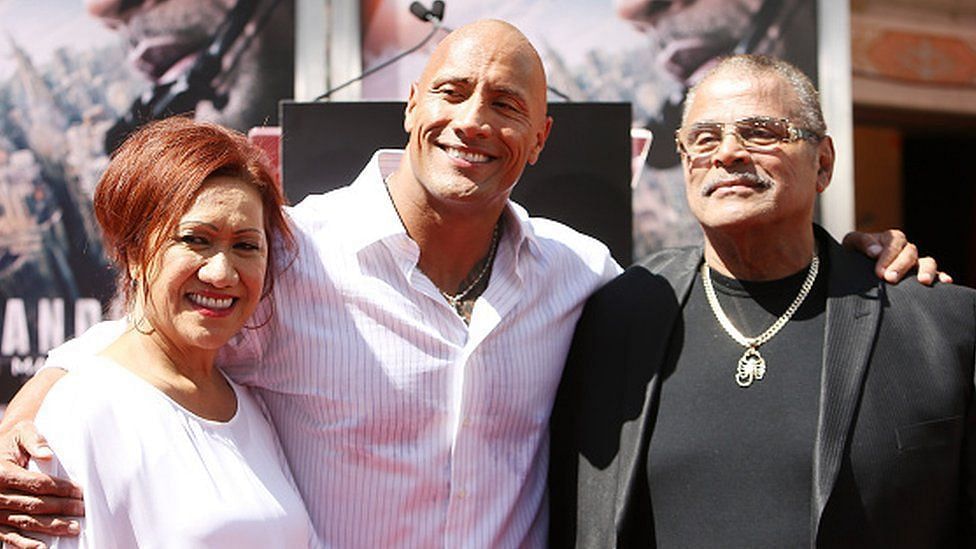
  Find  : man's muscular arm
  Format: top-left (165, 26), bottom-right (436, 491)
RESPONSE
top-left (0, 370), bottom-right (66, 434)
top-left (0, 369), bottom-right (82, 549)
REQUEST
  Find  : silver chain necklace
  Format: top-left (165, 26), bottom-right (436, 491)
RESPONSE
top-left (440, 223), bottom-right (500, 311)
top-left (701, 255), bottom-right (819, 388)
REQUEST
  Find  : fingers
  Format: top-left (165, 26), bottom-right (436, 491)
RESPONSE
top-left (881, 242), bottom-right (917, 284)
top-left (915, 257), bottom-right (953, 286)
top-left (0, 422), bottom-right (84, 542)
top-left (0, 422), bottom-right (80, 500)
top-left (0, 422), bottom-right (84, 541)
top-left (0, 462), bottom-right (82, 501)
top-left (843, 229), bottom-right (917, 282)
top-left (0, 509), bottom-right (81, 536)
top-left (13, 424), bottom-right (52, 462)
top-left (841, 231), bottom-right (884, 260)
top-left (916, 257), bottom-right (937, 286)
top-left (0, 491), bottom-right (84, 517)
top-left (863, 230), bottom-right (910, 282)
top-left (843, 230), bottom-right (952, 286)
top-left (0, 525), bottom-right (47, 549)
top-left (0, 470), bottom-right (83, 539)
top-left (0, 423), bottom-right (50, 467)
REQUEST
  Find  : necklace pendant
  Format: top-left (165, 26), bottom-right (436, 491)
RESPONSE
top-left (735, 347), bottom-right (766, 388)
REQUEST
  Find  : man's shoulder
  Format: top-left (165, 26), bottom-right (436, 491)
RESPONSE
top-left (44, 318), bottom-right (127, 372)
top-left (827, 235), bottom-right (976, 305)
top-left (286, 151), bottom-right (393, 231)
top-left (519, 215), bottom-right (622, 286)
top-left (580, 247), bottom-right (698, 318)
top-left (38, 358), bottom-right (132, 431)
top-left (884, 273), bottom-right (976, 309)
top-left (873, 277), bottom-right (976, 358)
top-left (825, 240), bottom-right (976, 337)
top-left (602, 245), bottom-right (700, 295)
top-left (285, 183), bottom-right (360, 230)
top-left (634, 246), bottom-right (701, 273)
top-left (525, 216), bottom-right (612, 260)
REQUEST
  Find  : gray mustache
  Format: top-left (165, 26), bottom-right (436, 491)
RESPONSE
top-left (701, 173), bottom-right (774, 196)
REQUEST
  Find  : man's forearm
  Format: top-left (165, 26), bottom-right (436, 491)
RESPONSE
top-left (0, 369), bottom-right (67, 434)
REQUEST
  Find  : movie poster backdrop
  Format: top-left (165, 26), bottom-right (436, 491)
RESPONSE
top-left (0, 0), bottom-right (294, 405)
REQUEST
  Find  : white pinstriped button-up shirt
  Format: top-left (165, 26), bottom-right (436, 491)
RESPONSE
top-left (47, 150), bottom-right (621, 547)
top-left (226, 151), bottom-right (621, 547)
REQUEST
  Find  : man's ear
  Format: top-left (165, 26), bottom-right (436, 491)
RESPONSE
top-left (815, 136), bottom-right (835, 193)
top-left (527, 116), bottom-right (553, 166)
top-left (404, 82), bottom-right (419, 134)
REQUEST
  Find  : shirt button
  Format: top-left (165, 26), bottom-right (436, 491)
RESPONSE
top-left (456, 490), bottom-right (467, 499)
top-left (462, 417), bottom-right (471, 427)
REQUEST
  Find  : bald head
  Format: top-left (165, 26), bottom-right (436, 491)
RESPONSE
top-left (398, 18), bottom-right (554, 212)
top-left (420, 19), bottom-right (549, 116)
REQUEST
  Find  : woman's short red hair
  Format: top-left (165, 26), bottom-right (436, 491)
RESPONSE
top-left (94, 116), bottom-right (295, 307)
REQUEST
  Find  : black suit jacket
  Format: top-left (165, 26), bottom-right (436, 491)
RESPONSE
top-left (549, 227), bottom-right (976, 548)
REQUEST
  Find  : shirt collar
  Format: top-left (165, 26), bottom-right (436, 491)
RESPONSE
top-left (345, 149), bottom-right (543, 263)
top-left (499, 198), bottom-right (543, 265)
top-left (345, 149), bottom-right (410, 253)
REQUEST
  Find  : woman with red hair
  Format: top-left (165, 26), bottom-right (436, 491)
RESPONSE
top-left (30, 117), bottom-right (317, 547)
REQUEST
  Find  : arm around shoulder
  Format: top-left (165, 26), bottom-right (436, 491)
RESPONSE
top-left (0, 365), bottom-right (83, 547)
top-left (0, 368), bottom-right (67, 435)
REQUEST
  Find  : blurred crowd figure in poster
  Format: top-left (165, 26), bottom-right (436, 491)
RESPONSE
top-left (616, 0), bottom-right (817, 257)
top-left (89, 0), bottom-right (295, 151)
top-left (0, 0), bottom-right (293, 390)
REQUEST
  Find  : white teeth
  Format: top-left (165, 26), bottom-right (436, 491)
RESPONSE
top-left (187, 294), bottom-right (234, 310)
top-left (445, 147), bottom-right (490, 163)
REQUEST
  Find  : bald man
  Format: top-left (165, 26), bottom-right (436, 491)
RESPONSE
top-left (0, 19), bottom-right (934, 549)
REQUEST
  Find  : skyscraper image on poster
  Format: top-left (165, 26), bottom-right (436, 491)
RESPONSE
top-left (0, 0), bottom-right (294, 404)
top-left (359, 0), bottom-right (817, 257)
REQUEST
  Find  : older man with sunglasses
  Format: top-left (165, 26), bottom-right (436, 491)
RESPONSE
top-left (549, 54), bottom-right (976, 548)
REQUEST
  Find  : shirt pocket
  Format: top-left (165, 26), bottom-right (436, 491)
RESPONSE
top-left (896, 415), bottom-right (965, 453)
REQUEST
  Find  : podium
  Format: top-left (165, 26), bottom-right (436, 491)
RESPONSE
top-left (280, 101), bottom-right (633, 264)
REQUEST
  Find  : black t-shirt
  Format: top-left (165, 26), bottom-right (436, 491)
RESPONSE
top-left (646, 259), bottom-right (828, 548)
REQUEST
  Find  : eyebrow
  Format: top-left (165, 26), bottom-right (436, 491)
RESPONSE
top-left (431, 76), bottom-right (528, 103)
top-left (430, 75), bottom-right (471, 88)
top-left (178, 221), bottom-right (265, 236)
top-left (493, 85), bottom-right (528, 103)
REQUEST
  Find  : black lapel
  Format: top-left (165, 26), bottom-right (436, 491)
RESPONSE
top-left (810, 228), bottom-right (884, 545)
top-left (613, 247), bottom-right (702, 541)
top-left (640, 247), bottom-right (702, 302)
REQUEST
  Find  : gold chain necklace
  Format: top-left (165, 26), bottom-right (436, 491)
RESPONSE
top-left (383, 174), bottom-right (500, 317)
top-left (700, 255), bottom-right (819, 388)
top-left (440, 222), bottom-right (500, 311)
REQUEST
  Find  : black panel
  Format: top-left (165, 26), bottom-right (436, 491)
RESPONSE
top-left (281, 101), bottom-right (632, 264)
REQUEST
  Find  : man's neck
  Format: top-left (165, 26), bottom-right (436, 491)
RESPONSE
top-left (385, 167), bottom-right (506, 294)
top-left (703, 224), bottom-right (816, 281)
